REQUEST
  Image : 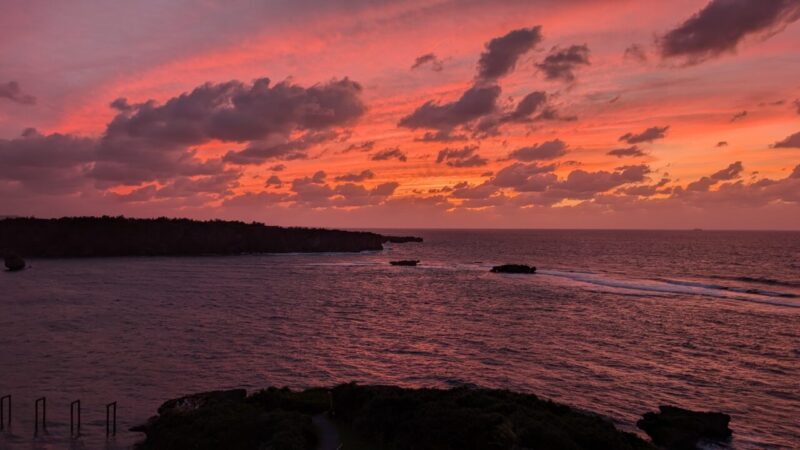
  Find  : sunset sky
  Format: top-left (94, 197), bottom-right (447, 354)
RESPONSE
top-left (1, 0), bottom-right (799, 229)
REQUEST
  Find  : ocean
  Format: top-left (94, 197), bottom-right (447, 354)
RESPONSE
top-left (1, 230), bottom-right (798, 449)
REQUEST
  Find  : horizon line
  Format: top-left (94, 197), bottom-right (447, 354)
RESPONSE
top-left (2, 216), bottom-right (798, 232)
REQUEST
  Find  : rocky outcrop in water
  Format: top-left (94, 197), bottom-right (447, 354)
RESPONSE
top-left (131, 388), bottom-right (320, 450)
top-left (390, 260), bottom-right (419, 266)
top-left (0, 217), bottom-right (422, 257)
top-left (132, 384), bottom-right (655, 450)
top-left (490, 264), bottom-right (536, 274)
top-left (637, 405), bottom-right (732, 450)
top-left (4, 254), bottom-right (25, 271)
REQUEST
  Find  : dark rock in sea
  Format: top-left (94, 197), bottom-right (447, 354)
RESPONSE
top-left (132, 384), bottom-right (655, 450)
top-left (637, 405), bottom-right (732, 450)
top-left (4, 254), bottom-right (26, 271)
top-left (390, 259), bottom-right (420, 266)
top-left (157, 389), bottom-right (247, 415)
top-left (383, 235), bottom-right (423, 243)
top-left (491, 264), bottom-right (536, 274)
top-left (0, 216), bottom-right (423, 257)
top-left (131, 388), bottom-right (322, 450)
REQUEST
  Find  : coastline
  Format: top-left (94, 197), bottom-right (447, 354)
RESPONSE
top-left (131, 384), bottom-right (660, 450)
top-left (0, 217), bottom-right (422, 258)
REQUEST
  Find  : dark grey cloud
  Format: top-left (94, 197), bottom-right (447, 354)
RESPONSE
top-left (659, 0), bottom-right (800, 63)
top-left (471, 91), bottom-right (568, 137)
top-left (371, 147), bottom-right (407, 162)
top-left (0, 74), bottom-right (382, 207)
top-left (618, 178), bottom-right (671, 197)
top-left (504, 91), bottom-right (548, 122)
top-left (488, 162), bottom-right (650, 204)
top-left (731, 110), bottom-right (748, 122)
top-left (340, 140), bottom-right (375, 153)
top-left (0, 81), bottom-right (36, 105)
top-left (450, 182), bottom-right (500, 199)
top-left (369, 182), bottom-right (400, 197)
top-left (223, 130), bottom-right (337, 165)
top-left (0, 129), bottom-right (95, 193)
top-left (398, 84), bottom-right (501, 130)
top-left (608, 145), bottom-right (646, 158)
top-left (711, 161), bottom-right (744, 180)
top-left (686, 177), bottom-right (717, 192)
top-left (269, 164), bottom-right (286, 171)
top-left (684, 162), bottom-right (740, 191)
top-left (491, 162), bottom-right (557, 189)
top-left (716, 141), bottom-right (729, 147)
top-left (289, 172), bottom-right (334, 204)
top-left (686, 161), bottom-right (743, 191)
top-left (266, 175), bottom-right (283, 187)
top-left (508, 139), bottom-right (568, 161)
top-left (411, 53), bottom-right (444, 72)
top-left (477, 26), bottom-right (543, 81)
top-left (401, 26), bottom-right (547, 137)
top-left (551, 165), bottom-right (651, 199)
top-left (414, 130), bottom-right (468, 142)
top-left (311, 170), bottom-right (327, 183)
top-left (436, 145), bottom-right (476, 163)
top-left (117, 171), bottom-right (241, 202)
top-left (105, 78), bottom-right (364, 145)
top-left (221, 191), bottom-right (289, 208)
top-left (536, 44), bottom-right (591, 82)
top-left (624, 44), bottom-right (648, 62)
top-left (673, 167), bottom-right (800, 205)
top-left (619, 126), bottom-right (670, 144)
top-left (436, 145), bottom-right (488, 167)
top-left (94, 77), bottom-right (365, 184)
top-left (773, 130), bottom-right (800, 148)
top-left (91, 148), bottom-right (224, 188)
top-left (794, 99), bottom-right (800, 114)
top-left (334, 169), bottom-right (374, 182)
top-left (288, 171), bottom-right (398, 207)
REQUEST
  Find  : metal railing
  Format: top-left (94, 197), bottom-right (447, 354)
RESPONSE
top-left (70, 400), bottom-right (81, 437)
top-left (34, 397), bottom-right (46, 436)
top-left (0, 395), bottom-right (117, 439)
top-left (106, 401), bottom-right (117, 436)
top-left (0, 395), bottom-right (9, 430)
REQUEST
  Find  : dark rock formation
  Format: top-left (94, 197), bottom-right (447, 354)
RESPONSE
top-left (132, 388), bottom-right (323, 450)
top-left (132, 384), bottom-right (654, 450)
top-left (383, 235), bottom-right (423, 243)
top-left (4, 254), bottom-right (25, 271)
top-left (156, 389), bottom-right (247, 415)
top-left (390, 260), bottom-right (420, 266)
top-left (491, 264), bottom-right (536, 274)
top-left (637, 405), bottom-right (732, 450)
top-left (0, 217), bottom-right (422, 257)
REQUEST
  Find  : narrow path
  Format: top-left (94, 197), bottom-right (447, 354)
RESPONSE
top-left (312, 414), bottom-right (341, 450)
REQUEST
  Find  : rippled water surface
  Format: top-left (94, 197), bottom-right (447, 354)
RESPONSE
top-left (1, 230), bottom-right (799, 449)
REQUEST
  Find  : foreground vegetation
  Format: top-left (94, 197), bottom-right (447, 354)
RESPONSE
top-left (0, 216), bottom-right (420, 257)
top-left (132, 384), bottom-right (656, 450)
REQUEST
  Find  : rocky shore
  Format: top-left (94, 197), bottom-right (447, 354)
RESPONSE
top-left (0, 216), bottom-right (421, 258)
top-left (130, 384), bottom-right (732, 450)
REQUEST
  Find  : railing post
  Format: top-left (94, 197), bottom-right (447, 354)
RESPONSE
top-left (34, 397), bottom-right (46, 436)
top-left (0, 395), bottom-right (9, 430)
top-left (106, 401), bottom-right (117, 437)
top-left (70, 400), bottom-right (81, 437)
